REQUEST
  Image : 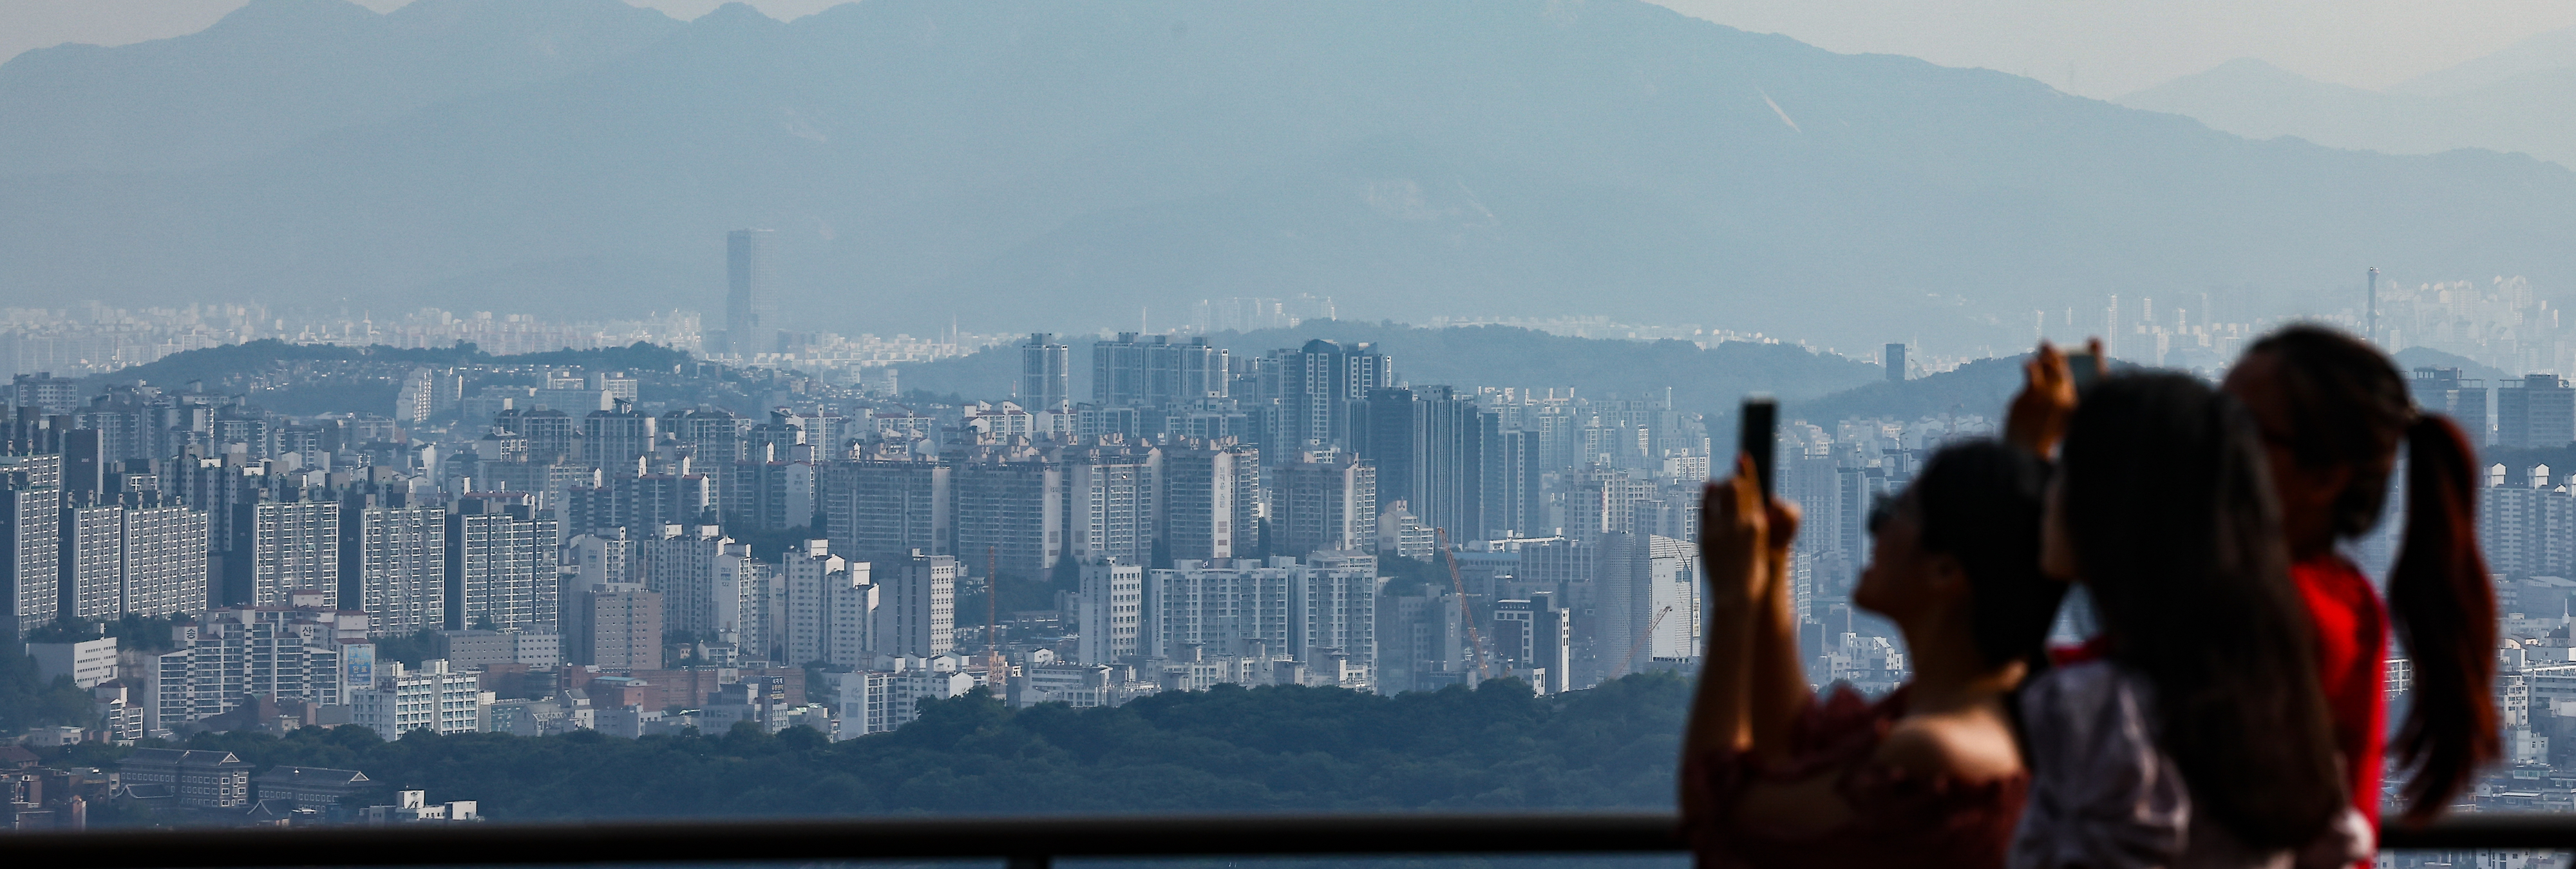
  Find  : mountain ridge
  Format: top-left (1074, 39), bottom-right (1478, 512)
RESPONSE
top-left (4, 0), bottom-right (2573, 350)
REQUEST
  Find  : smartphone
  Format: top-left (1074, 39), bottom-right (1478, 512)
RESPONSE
top-left (2065, 351), bottom-right (2101, 392)
top-left (1739, 395), bottom-right (1777, 495)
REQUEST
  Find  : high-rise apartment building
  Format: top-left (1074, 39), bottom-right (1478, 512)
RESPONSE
top-left (724, 229), bottom-right (777, 356)
top-left (1141, 553), bottom-right (1376, 678)
top-left (1065, 443), bottom-right (1160, 568)
top-left (1356, 386), bottom-right (1485, 544)
top-left (352, 660), bottom-right (482, 740)
top-left (1, 475), bottom-right (59, 641)
top-left (1269, 454), bottom-right (1376, 556)
top-left (952, 451), bottom-right (1062, 581)
top-left (445, 495), bottom-right (558, 632)
top-left (1092, 334), bottom-right (1227, 409)
top-left (780, 539), bottom-right (876, 669)
top-left (2410, 367), bottom-right (2491, 446)
top-left (1254, 339), bottom-right (1394, 455)
top-left (245, 499), bottom-right (339, 608)
top-left (1162, 439), bottom-right (1257, 561)
top-left (582, 407), bottom-right (656, 472)
top-left (341, 499), bottom-right (446, 635)
top-left (151, 606), bottom-right (355, 730)
top-left (1018, 334), bottom-right (1072, 414)
top-left (878, 551), bottom-right (956, 658)
top-left (122, 504), bottom-right (209, 618)
top-left (821, 459), bottom-right (952, 562)
top-left (1075, 560), bottom-right (1143, 664)
top-left (2498, 374), bottom-right (2576, 449)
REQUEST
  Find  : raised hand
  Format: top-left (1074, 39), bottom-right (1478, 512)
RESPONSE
top-left (1701, 453), bottom-right (1779, 609)
top-left (2005, 338), bottom-right (2100, 457)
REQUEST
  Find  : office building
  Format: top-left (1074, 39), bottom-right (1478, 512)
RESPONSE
top-left (582, 583), bottom-right (662, 670)
top-left (1885, 343), bottom-right (1908, 381)
top-left (1492, 593), bottom-right (1571, 694)
top-left (725, 229), bottom-right (777, 356)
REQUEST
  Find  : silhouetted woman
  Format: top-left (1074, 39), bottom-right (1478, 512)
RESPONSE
top-left (2223, 325), bottom-right (2496, 829)
top-left (2013, 372), bottom-right (2369, 869)
top-left (1685, 441), bottom-right (2064, 869)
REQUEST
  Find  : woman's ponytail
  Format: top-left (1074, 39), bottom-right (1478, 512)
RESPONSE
top-left (2389, 413), bottom-right (2499, 822)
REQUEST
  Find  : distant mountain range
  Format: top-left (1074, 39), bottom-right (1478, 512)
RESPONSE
top-left (5, 0), bottom-right (2574, 350)
top-left (2116, 28), bottom-right (2576, 168)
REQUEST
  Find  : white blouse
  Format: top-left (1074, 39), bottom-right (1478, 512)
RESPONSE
top-left (2008, 660), bottom-right (2373, 869)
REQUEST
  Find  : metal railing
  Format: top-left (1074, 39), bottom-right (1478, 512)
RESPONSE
top-left (0, 811), bottom-right (2570, 869)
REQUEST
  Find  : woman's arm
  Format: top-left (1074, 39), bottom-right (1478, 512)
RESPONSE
top-left (1745, 496), bottom-right (1808, 765)
top-left (1683, 457), bottom-right (1772, 816)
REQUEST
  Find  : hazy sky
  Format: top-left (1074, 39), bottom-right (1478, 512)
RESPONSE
top-left (5, 0), bottom-right (2574, 98)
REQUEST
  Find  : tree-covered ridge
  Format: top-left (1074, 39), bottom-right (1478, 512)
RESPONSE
top-left (81, 339), bottom-right (695, 390)
top-left (66, 676), bottom-right (1689, 821)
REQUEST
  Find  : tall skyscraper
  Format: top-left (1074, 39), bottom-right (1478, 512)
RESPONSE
top-left (725, 229), bottom-right (777, 356)
top-left (1884, 343), bottom-right (1908, 381)
top-left (1018, 334), bottom-right (1072, 414)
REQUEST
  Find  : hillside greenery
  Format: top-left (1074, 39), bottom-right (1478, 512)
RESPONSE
top-left (53, 676), bottom-right (1689, 823)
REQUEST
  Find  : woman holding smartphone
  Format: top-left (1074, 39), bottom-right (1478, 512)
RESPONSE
top-left (2011, 372), bottom-right (2368, 869)
top-left (1683, 441), bottom-right (2063, 868)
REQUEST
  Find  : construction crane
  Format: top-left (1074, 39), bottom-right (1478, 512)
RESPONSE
top-left (1436, 528), bottom-right (1494, 682)
top-left (1618, 606), bottom-right (1677, 678)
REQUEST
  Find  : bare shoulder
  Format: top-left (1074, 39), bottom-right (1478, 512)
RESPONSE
top-left (1875, 708), bottom-right (2024, 784)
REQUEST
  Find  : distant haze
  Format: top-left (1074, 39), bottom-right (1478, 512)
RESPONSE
top-left (10, 0), bottom-right (2575, 99)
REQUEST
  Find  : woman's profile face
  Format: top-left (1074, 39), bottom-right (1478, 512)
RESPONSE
top-left (1853, 490), bottom-right (1931, 617)
top-left (2039, 470), bottom-right (2079, 582)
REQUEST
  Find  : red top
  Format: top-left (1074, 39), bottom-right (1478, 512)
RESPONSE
top-left (2293, 554), bottom-right (2389, 832)
top-left (2046, 555), bottom-right (2387, 833)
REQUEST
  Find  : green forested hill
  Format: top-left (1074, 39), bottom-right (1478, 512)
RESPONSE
top-left (67, 676), bottom-right (1690, 823)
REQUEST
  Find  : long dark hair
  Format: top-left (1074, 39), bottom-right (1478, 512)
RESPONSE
top-left (2061, 372), bottom-right (2347, 848)
top-left (1910, 441), bottom-right (2063, 671)
top-left (2245, 325), bottom-right (2498, 821)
